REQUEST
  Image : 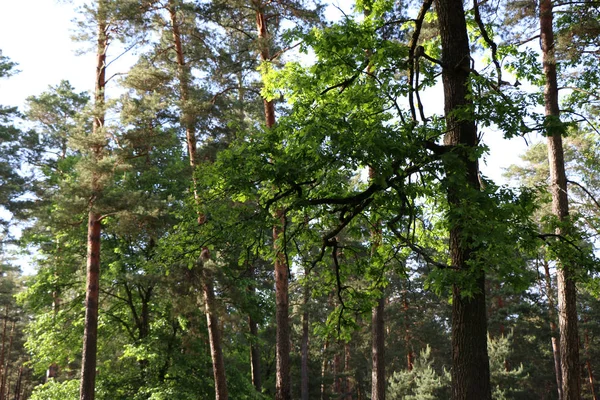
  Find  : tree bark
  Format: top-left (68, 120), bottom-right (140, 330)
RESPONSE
top-left (80, 213), bottom-right (102, 400)
top-left (79, 4), bottom-right (108, 397)
top-left (249, 314), bottom-right (262, 392)
top-left (434, 0), bottom-right (492, 398)
top-left (543, 260), bottom-right (563, 400)
top-left (321, 338), bottom-right (329, 400)
top-left (539, 0), bottom-right (581, 398)
top-left (371, 296), bottom-right (386, 400)
top-left (301, 284), bottom-right (310, 400)
top-left (168, 4), bottom-right (229, 398)
top-left (253, 2), bottom-right (290, 398)
top-left (0, 320), bottom-right (15, 399)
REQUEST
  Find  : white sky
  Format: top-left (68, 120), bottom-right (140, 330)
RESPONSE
top-left (0, 1), bottom-right (531, 273)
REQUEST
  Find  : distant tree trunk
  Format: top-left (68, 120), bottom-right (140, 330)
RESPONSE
top-left (434, 0), bottom-right (492, 398)
top-left (168, 4), bottom-right (228, 398)
top-left (249, 314), bottom-right (262, 392)
top-left (253, 3), bottom-right (290, 399)
top-left (321, 338), bottom-right (329, 400)
top-left (543, 260), bottom-right (563, 400)
top-left (371, 297), bottom-right (385, 400)
top-left (301, 282), bottom-right (310, 400)
top-left (0, 307), bottom-right (8, 392)
top-left (344, 341), bottom-right (352, 400)
top-left (0, 320), bottom-right (15, 399)
top-left (13, 366), bottom-right (22, 400)
top-left (403, 292), bottom-right (413, 371)
top-left (540, 0), bottom-right (581, 397)
top-left (583, 318), bottom-right (597, 400)
top-left (369, 167), bottom-right (385, 400)
top-left (333, 349), bottom-right (342, 395)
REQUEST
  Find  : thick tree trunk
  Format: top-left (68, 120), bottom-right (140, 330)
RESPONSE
top-left (168, 4), bottom-right (229, 398)
top-left (434, 0), bottom-right (492, 398)
top-left (544, 260), bottom-right (563, 400)
top-left (539, 0), bottom-right (581, 398)
top-left (253, 3), bottom-right (291, 398)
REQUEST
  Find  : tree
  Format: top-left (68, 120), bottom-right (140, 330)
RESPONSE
top-left (433, 0), bottom-right (492, 396)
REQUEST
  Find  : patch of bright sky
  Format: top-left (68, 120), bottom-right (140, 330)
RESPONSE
top-left (0, 0), bottom-right (536, 273)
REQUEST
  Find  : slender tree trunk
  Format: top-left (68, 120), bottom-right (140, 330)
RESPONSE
top-left (0, 307), bottom-right (8, 394)
top-left (539, 0), bottom-right (581, 398)
top-left (168, 4), bottom-right (228, 398)
top-left (584, 319), bottom-right (597, 400)
top-left (371, 297), bottom-right (385, 400)
top-left (544, 260), bottom-right (563, 400)
top-left (79, 4), bottom-right (107, 398)
top-left (249, 314), bottom-right (262, 392)
top-left (80, 212), bottom-right (102, 400)
top-left (321, 338), bottom-right (329, 400)
top-left (301, 283), bottom-right (310, 400)
top-left (344, 342), bottom-right (352, 400)
top-left (13, 366), bottom-right (22, 400)
top-left (1, 320), bottom-right (15, 399)
top-left (402, 292), bottom-right (413, 371)
top-left (434, 0), bottom-right (492, 398)
top-left (253, 3), bottom-right (290, 399)
top-left (333, 349), bottom-right (342, 396)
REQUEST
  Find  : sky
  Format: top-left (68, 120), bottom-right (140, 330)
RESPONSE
top-left (0, 1), bottom-right (533, 273)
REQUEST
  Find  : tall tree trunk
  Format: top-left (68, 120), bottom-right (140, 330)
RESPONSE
top-left (403, 294), bottom-right (414, 371)
top-left (333, 348), bottom-right (342, 396)
top-left (253, 3), bottom-right (290, 399)
top-left (1, 320), bottom-right (15, 399)
top-left (539, 0), bottom-right (581, 398)
top-left (344, 341), bottom-right (352, 400)
top-left (321, 338), bottom-right (329, 400)
top-left (249, 314), bottom-right (262, 392)
top-left (434, 0), bottom-right (492, 398)
top-left (583, 318), bottom-right (597, 400)
top-left (371, 297), bottom-right (385, 400)
top-left (13, 366), bottom-right (22, 400)
top-left (0, 307), bottom-right (8, 393)
top-left (80, 8), bottom-right (107, 397)
top-left (543, 260), bottom-right (563, 400)
top-left (301, 282), bottom-right (310, 400)
top-left (168, 4), bottom-right (228, 398)
top-left (369, 166), bottom-right (385, 400)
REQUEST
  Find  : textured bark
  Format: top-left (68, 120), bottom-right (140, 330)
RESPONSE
top-left (168, 4), bottom-right (229, 398)
top-left (540, 0), bottom-right (581, 398)
top-left (371, 297), bottom-right (386, 400)
top-left (434, 0), bottom-right (492, 398)
top-left (544, 260), bottom-right (563, 400)
top-left (253, 2), bottom-right (290, 398)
